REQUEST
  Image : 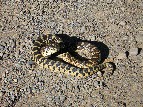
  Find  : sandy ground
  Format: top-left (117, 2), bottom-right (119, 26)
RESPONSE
top-left (0, 0), bottom-right (143, 107)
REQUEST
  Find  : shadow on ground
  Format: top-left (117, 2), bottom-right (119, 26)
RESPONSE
top-left (55, 34), bottom-right (110, 63)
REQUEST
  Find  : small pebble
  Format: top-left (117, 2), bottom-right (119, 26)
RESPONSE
top-left (90, 90), bottom-right (98, 97)
top-left (117, 53), bottom-right (126, 59)
top-left (93, 81), bottom-right (99, 87)
top-left (15, 63), bottom-right (21, 68)
top-left (32, 88), bottom-right (36, 93)
top-left (0, 53), bottom-right (3, 57)
top-left (138, 43), bottom-right (143, 49)
top-left (140, 61), bottom-right (143, 67)
top-left (13, 78), bottom-right (18, 83)
top-left (0, 45), bottom-right (4, 50)
top-left (129, 48), bottom-right (139, 56)
top-left (119, 21), bottom-right (126, 26)
top-left (60, 95), bottom-right (66, 102)
top-left (27, 61), bottom-right (35, 65)
top-left (136, 34), bottom-right (143, 42)
top-left (3, 53), bottom-right (9, 59)
top-left (46, 96), bottom-right (53, 101)
top-left (10, 93), bottom-right (15, 101)
top-left (0, 91), bottom-right (2, 97)
top-left (106, 0), bottom-right (113, 3)
top-left (55, 96), bottom-right (60, 103)
top-left (97, 71), bottom-right (102, 77)
top-left (80, 26), bottom-right (85, 33)
top-left (29, 70), bottom-right (33, 73)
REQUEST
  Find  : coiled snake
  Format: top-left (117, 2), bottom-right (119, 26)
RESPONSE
top-left (32, 34), bottom-right (112, 78)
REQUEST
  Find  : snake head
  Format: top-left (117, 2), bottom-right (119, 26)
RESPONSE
top-left (40, 44), bottom-right (60, 57)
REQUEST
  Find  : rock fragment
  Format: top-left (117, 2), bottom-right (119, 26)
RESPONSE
top-left (13, 78), bottom-right (18, 83)
top-left (129, 48), bottom-right (139, 56)
top-left (140, 60), bottom-right (143, 67)
top-left (119, 21), bottom-right (126, 26)
top-left (136, 34), bottom-right (143, 42)
top-left (0, 91), bottom-right (2, 97)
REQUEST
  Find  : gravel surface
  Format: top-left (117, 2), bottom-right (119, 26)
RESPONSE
top-left (0, 0), bottom-right (143, 107)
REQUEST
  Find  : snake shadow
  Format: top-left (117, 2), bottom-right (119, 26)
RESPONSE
top-left (56, 34), bottom-right (116, 72)
top-left (56, 34), bottom-right (109, 63)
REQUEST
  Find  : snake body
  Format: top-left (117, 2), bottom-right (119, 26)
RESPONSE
top-left (33, 34), bottom-right (112, 78)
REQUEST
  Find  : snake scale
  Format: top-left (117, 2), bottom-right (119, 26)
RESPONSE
top-left (32, 34), bottom-right (112, 78)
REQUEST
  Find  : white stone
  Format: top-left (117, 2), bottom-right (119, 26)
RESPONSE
top-left (29, 70), bottom-right (33, 73)
top-left (140, 61), bottom-right (143, 67)
top-left (119, 21), bottom-right (126, 26)
top-left (136, 34), bottom-right (143, 42)
top-left (15, 0), bottom-right (21, 1)
top-left (97, 71), bottom-right (102, 77)
top-left (0, 91), bottom-right (2, 97)
top-left (80, 26), bottom-right (85, 33)
top-left (138, 43), bottom-right (143, 48)
top-left (32, 88), bottom-right (36, 93)
top-left (129, 48), bottom-right (139, 56)
top-left (107, 0), bottom-right (113, 3)
top-left (93, 81), bottom-right (99, 87)
top-left (0, 53), bottom-right (3, 57)
top-left (13, 78), bottom-right (18, 83)
top-left (60, 95), bottom-right (66, 102)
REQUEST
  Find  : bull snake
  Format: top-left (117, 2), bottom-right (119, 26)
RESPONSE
top-left (32, 34), bottom-right (113, 78)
